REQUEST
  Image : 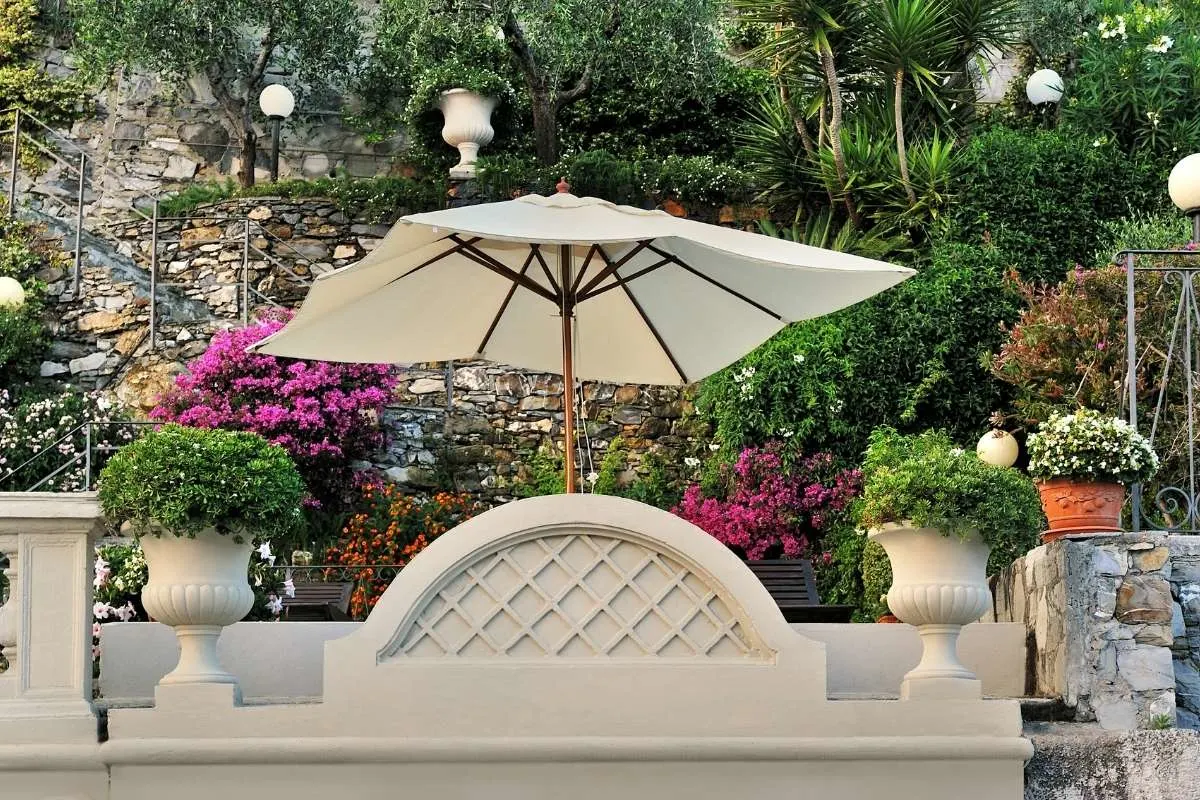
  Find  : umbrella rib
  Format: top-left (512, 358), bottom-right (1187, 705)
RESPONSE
top-left (570, 244), bottom-right (601, 297)
top-left (616, 280), bottom-right (689, 385)
top-left (643, 243), bottom-right (785, 322)
top-left (380, 236), bottom-right (484, 289)
top-left (449, 235), bottom-right (559, 303)
top-left (577, 257), bottom-right (672, 302)
top-left (476, 247), bottom-right (537, 357)
top-left (530, 245), bottom-right (562, 296)
top-left (578, 241), bottom-right (651, 297)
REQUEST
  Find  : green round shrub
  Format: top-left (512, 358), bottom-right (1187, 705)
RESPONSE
top-left (859, 538), bottom-right (892, 620)
top-left (98, 424), bottom-right (305, 541)
top-left (856, 427), bottom-right (1044, 570)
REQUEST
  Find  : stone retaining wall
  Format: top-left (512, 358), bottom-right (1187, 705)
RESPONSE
top-left (992, 534), bottom-right (1200, 730)
top-left (35, 197), bottom-right (699, 501)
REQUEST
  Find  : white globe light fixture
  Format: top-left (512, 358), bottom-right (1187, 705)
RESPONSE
top-left (258, 84), bottom-right (295, 183)
top-left (0, 276), bottom-right (26, 309)
top-left (1168, 153), bottom-right (1200, 242)
top-left (1026, 69), bottom-right (1064, 106)
top-left (976, 429), bottom-right (1019, 468)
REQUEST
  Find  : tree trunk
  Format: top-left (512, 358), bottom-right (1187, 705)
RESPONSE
top-left (818, 41), bottom-right (860, 228)
top-left (239, 113), bottom-right (258, 188)
top-left (894, 69), bottom-right (916, 206)
top-left (532, 92), bottom-right (559, 165)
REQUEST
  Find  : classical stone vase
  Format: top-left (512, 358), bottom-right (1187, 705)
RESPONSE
top-left (438, 89), bottom-right (498, 179)
top-left (1037, 478), bottom-right (1124, 541)
top-left (139, 527), bottom-right (254, 685)
top-left (868, 523), bottom-right (991, 700)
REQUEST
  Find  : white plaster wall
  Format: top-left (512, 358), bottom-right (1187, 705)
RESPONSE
top-left (99, 620), bottom-right (1026, 703)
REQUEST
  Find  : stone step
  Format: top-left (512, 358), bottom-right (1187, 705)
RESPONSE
top-left (1021, 697), bottom-right (1072, 722)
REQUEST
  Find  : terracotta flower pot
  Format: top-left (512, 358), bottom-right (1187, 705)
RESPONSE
top-left (876, 613), bottom-right (900, 624)
top-left (1036, 478), bottom-right (1124, 542)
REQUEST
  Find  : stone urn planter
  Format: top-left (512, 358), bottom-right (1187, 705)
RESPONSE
top-left (1036, 478), bottom-right (1124, 542)
top-left (140, 527), bottom-right (255, 685)
top-left (868, 523), bottom-right (992, 699)
top-left (438, 89), bottom-right (498, 179)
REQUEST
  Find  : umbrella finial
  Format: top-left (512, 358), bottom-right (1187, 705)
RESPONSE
top-left (556, 177), bottom-right (571, 194)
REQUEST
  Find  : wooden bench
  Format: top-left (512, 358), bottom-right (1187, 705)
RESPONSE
top-left (280, 581), bottom-right (354, 621)
top-left (747, 559), bottom-right (854, 623)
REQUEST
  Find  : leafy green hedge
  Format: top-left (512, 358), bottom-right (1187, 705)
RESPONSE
top-left (697, 240), bottom-right (1022, 464)
top-left (946, 126), bottom-right (1168, 285)
top-left (158, 175), bottom-right (443, 221)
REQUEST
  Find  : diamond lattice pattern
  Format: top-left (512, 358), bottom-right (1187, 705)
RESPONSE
top-left (389, 533), bottom-right (759, 659)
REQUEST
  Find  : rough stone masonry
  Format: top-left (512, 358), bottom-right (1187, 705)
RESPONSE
top-left (992, 533), bottom-right (1200, 730)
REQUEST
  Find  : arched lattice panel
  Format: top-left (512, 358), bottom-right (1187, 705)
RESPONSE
top-left (381, 530), bottom-right (768, 661)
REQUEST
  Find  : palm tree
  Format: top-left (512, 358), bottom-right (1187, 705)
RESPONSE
top-left (860, 0), bottom-right (954, 205)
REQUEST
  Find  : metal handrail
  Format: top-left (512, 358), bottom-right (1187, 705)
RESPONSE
top-left (0, 420), bottom-right (155, 492)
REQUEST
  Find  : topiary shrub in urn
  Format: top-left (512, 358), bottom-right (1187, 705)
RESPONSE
top-left (1027, 409), bottom-right (1158, 542)
top-left (98, 425), bottom-right (304, 687)
top-left (856, 428), bottom-right (1043, 699)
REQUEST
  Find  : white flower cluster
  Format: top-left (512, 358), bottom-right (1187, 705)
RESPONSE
top-left (1147, 34), bottom-right (1174, 53)
top-left (1027, 409), bottom-right (1159, 485)
top-left (1098, 15), bottom-right (1128, 40)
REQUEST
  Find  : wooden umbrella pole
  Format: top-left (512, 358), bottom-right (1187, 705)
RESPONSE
top-left (560, 243), bottom-right (577, 494)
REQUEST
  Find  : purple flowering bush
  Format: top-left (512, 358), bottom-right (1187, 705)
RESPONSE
top-left (673, 443), bottom-right (862, 561)
top-left (151, 312), bottom-right (396, 508)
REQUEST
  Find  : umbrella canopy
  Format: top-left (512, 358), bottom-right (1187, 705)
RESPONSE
top-left (251, 191), bottom-right (915, 490)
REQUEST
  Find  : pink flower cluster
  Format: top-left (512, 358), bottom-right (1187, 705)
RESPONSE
top-left (673, 444), bottom-right (861, 560)
top-left (151, 311), bottom-right (396, 506)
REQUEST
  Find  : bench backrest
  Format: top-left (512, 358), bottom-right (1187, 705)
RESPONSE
top-left (746, 559), bottom-right (820, 607)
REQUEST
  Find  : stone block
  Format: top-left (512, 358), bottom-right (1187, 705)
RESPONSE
top-left (614, 385), bottom-right (641, 404)
top-left (520, 395), bottom-right (562, 412)
top-left (1133, 546), bottom-right (1170, 573)
top-left (248, 205), bottom-right (273, 221)
top-left (69, 351), bottom-right (107, 373)
top-left (409, 378), bottom-right (444, 394)
top-left (1116, 575), bottom-right (1173, 623)
top-left (1094, 546), bottom-right (1128, 576)
top-left (333, 244), bottom-right (358, 260)
top-left (1117, 645), bottom-right (1175, 691)
top-left (39, 361), bottom-right (68, 377)
top-left (180, 225), bottom-right (223, 248)
top-left (163, 155), bottom-right (199, 180)
top-left (1095, 576), bottom-right (1119, 620)
top-left (1133, 624), bottom-right (1173, 647)
top-left (1092, 691), bottom-right (1137, 730)
top-left (1175, 659), bottom-right (1200, 714)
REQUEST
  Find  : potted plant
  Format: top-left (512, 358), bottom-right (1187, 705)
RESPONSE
top-left (855, 428), bottom-right (1043, 699)
top-left (1027, 409), bottom-right (1158, 541)
top-left (98, 425), bottom-right (304, 686)
top-left (408, 57), bottom-right (511, 178)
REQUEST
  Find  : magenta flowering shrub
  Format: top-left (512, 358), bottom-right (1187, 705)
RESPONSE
top-left (673, 444), bottom-right (861, 560)
top-left (151, 312), bottom-right (396, 507)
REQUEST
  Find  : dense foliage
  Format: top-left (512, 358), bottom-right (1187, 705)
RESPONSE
top-left (0, 0), bottom-right (88, 125)
top-left (98, 424), bottom-right (306, 541)
top-left (325, 484), bottom-right (482, 617)
top-left (0, 387), bottom-right (132, 492)
top-left (856, 427), bottom-right (1044, 568)
top-left (1027, 409), bottom-right (1158, 485)
top-left (360, 0), bottom-right (728, 164)
top-left (674, 444), bottom-right (861, 560)
top-left (151, 313), bottom-right (396, 508)
top-left (947, 126), bottom-right (1166, 284)
top-left (698, 240), bottom-right (1021, 462)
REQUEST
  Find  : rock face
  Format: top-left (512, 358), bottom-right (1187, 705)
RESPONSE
top-left (1025, 724), bottom-right (1200, 799)
top-left (993, 534), bottom-right (1200, 731)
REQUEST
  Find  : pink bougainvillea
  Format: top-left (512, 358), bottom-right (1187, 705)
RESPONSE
top-left (673, 444), bottom-right (861, 560)
top-left (151, 311), bottom-right (396, 507)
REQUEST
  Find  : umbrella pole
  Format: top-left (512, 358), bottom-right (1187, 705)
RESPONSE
top-left (560, 243), bottom-right (577, 494)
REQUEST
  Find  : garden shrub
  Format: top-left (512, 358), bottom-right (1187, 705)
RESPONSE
top-left (0, 387), bottom-right (132, 492)
top-left (673, 442), bottom-right (861, 561)
top-left (698, 240), bottom-right (1022, 464)
top-left (0, 221), bottom-right (59, 389)
top-left (859, 538), bottom-right (892, 621)
top-left (151, 312), bottom-right (396, 509)
top-left (947, 126), bottom-right (1166, 284)
top-left (1060, 0), bottom-right (1200, 158)
top-left (324, 483), bottom-right (482, 617)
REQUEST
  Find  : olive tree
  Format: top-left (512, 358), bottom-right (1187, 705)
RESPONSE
top-left (363, 0), bottom-right (728, 164)
top-left (69, 0), bottom-right (362, 186)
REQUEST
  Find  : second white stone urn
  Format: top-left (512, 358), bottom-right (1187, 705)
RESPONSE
top-left (139, 527), bottom-right (255, 686)
top-left (438, 88), bottom-right (498, 179)
top-left (868, 523), bottom-right (991, 699)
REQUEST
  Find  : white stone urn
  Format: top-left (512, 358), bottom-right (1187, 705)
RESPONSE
top-left (868, 523), bottom-right (992, 700)
top-left (438, 88), bottom-right (498, 179)
top-left (139, 527), bottom-right (255, 685)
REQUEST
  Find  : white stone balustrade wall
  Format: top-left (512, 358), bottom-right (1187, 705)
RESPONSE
top-left (0, 492), bottom-right (102, 744)
top-left (992, 533), bottom-right (1200, 730)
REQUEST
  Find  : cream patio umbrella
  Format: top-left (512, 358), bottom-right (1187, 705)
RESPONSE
top-left (250, 187), bottom-right (914, 492)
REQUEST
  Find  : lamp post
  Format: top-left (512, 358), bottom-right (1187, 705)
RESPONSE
top-left (0, 276), bottom-right (26, 309)
top-left (1168, 153), bottom-right (1200, 243)
top-left (257, 84), bottom-right (295, 183)
top-left (1025, 69), bottom-right (1064, 106)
